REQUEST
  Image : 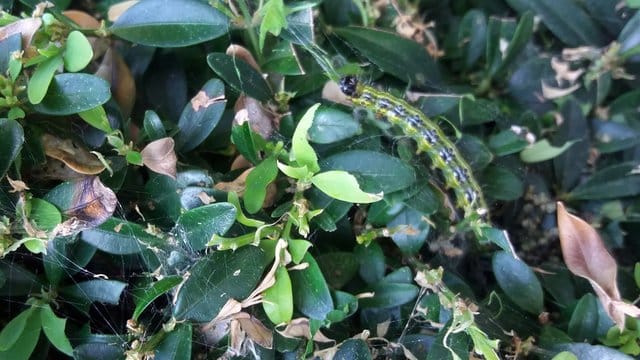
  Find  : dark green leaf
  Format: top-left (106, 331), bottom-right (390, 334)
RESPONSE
top-left (132, 276), bottom-right (183, 321)
top-left (388, 208), bottom-right (430, 254)
top-left (569, 162), bottom-right (640, 200)
top-left (354, 242), bottom-right (385, 285)
top-left (290, 253), bottom-right (334, 320)
top-left (174, 79), bottom-right (227, 152)
top-left (492, 251), bottom-right (544, 314)
top-left (0, 262), bottom-right (42, 296)
top-left (320, 150), bottom-right (415, 194)
top-left (173, 246), bottom-right (267, 322)
top-left (505, 0), bottom-right (607, 46)
top-left (0, 118), bottom-right (24, 179)
top-left (0, 33), bottom-right (21, 75)
top-left (492, 12), bottom-right (534, 78)
top-left (482, 165), bottom-right (524, 201)
top-left (334, 339), bottom-right (372, 359)
top-left (110, 0), bottom-right (230, 47)
top-left (488, 129), bottom-right (529, 156)
top-left (155, 323), bottom-right (192, 360)
top-left (359, 282), bottom-right (419, 309)
top-left (567, 294), bottom-right (599, 342)
top-left (60, 279), bottom-right (127, 306)
top-left (80, 217), bottom-right (161, 255)
top-left (32, 73), bottom-right (111, 115)
top-left (458, 10), bottom-right (487, 68)
top-left (550, 343), bottom-right (634, 360)
top-left (172, 203), bottom-right (237, 251)
top-left (334, 27), bottom-right (442, 88)
top-left (308, 106), bottom-right (361, 144)
top-left (143, 110), bottom-right (167, 141)
top-left (207, 53), bottom-right (273, 101)
top-left (316, 252), bottom-right (358, 289)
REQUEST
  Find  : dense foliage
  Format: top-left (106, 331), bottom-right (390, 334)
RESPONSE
top-left (1, 0), bottom-right (640, 359)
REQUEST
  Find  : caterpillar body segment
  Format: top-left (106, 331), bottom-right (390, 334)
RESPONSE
top-left (339, 76), bottom-right (488, 220)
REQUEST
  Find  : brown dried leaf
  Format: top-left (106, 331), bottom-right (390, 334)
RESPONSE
top-left (108, 0), bottom-right (139, 22)
top-left (322, 80), bottom-right (350, 106)
top-left (0, 18), bottom-right (42, 49)
top-left (234, 96), bottom-right (275, 139)
top-left (141, 137), bottom-right (177, 179)
top-left (226, 44), bottom-right (262, 73)
top-left (190, 91), bottom-right (225, 112)
top-left (234, 313), bottom-right (274, 349)
top-left (230, 155), bottom-right (252, 171)
top-left (557, 202), bottom-right (640, 329)
top-left (55, 176), bottom-right (117, 236)
top-left (42, 134), bottom-right (105, 175)
top-left (541, 81), bottom-right (580, 99)
top-left (62, 10), bottom-right (100, 29)
top-left (95, 48), bottom-right (136, 119)
top-left (214, 168), bottom-right (252, 194)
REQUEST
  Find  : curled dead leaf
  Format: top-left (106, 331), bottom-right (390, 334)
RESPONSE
top-left (62, 10), bottom-right (100, 29)
top-left (233, 313), bottom-right (273, 349)
top-left (557, 202), bottom-right (640, 329)
top-left (541, 81), bottom-right (580, 99)
top-left (322, 80), bottom-right (350, 106)
top-left (55, 176), bottom-right (117, 236)
top-left (42, 134), bottom-right (105, 175)
top-left (141, 137), bottom-right (177, 179)
top-left (226, 44), bottom-right (262, 73)
top-left (234, 95), bottom-right (275, 139)
top-left (190, 91), bottom-right (225, 112)
top-left (108, 0), bottom-right (139, 22)
top-left (214, 168), bottom-right (252, 194)
top-left (230, 155), bottom-right (252, 171)
top-left (95, 48), bottom-right (136, 119)
top-left (0, 18), bottom-right (42, 49)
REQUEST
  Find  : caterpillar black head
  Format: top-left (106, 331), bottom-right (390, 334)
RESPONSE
top-left (339, 76), bottom-right (358, 97)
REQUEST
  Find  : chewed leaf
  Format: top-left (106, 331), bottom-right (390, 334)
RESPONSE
top-left (311, 170), bottom-right (383, 203)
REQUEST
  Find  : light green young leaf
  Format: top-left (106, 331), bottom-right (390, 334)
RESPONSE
top-left (28, 55), bottom-right (63, 105)
top-left (291, 103), bottom-right (320, 173)
top-left (277, 162), bottom-right (309, 180)
top-left (40, 304), bottom-right (73, 356)
top-left (311, 170), bottom-right (383, 203)
top-left (0, 307), bottom-right (35, 350)
top-left (288, 239), bottom-right (312, 264)
top-left (63, 31), bottom-right (93, 72)
top-left (520, 139), bottom-right (577, 163)
top-left (262, 265), bottom-right (293, 325)
top-left (79, 106), bottom-right (112, 133)
top-left (259, 0), bottom-right (288, 50)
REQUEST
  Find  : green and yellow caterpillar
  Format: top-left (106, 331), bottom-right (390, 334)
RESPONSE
top-left (339, 76), bottom-right (488, 221)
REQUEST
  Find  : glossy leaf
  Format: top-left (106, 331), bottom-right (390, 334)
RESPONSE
top-left (40, 304), bottom-right (73, 356)
top-left (173, 246), bottom-right (267, 322)
top-left (27, 55), bottom-right (63, 105)
top-left (0, 118), bottom-right (24, 179)
top-left (59, 279), bottom-right (127, 306)
top-left (207, 53), bottom-right (273, 101)
top-left (81, 217), bottom-right (161, 255)
top-left (33, 73), bottom-right (111, 115)
top-left (520, 139), bottom-right (577, 163)
top-left (492, 251), bottom-right (544, 314)
top-left (290, 253), bottom-right (334, 320)
top-left (174, 78), bottom-right (227, 152)
top-left (110, 0), bottom-right (230, 47)
top-left (359, 282), bottom-right (419, 309)
top-left (63, 30), bottom-right (93, 72)
top-left (290, 103), bottom-right (321, 172)
top-left (308, 106), bottom-right (361, 144)
top-left (154, 323), bottom-right (192, 360)
top-left (569, 163), bottom-right (640, 200)
top-left (245, 154), bottom-right (279, 213)
top-left (132, 276), bottom-right (183, 321)
top-left (320, 150), bottom-right (416, 193)
top-left (172, 203), bottom-right (237, 251)
top-left (263, 265), bottom-right (293, 325)
top-left (334, 26), bottom-right (442, 87)
top-left (311, 170), bottom-right (382, 203)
